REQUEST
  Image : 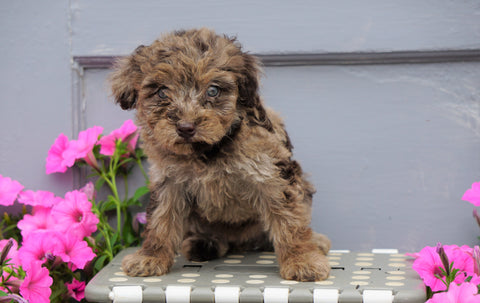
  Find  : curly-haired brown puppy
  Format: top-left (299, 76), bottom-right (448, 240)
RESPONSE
top-left (110, 28), bottom-right (331, 281)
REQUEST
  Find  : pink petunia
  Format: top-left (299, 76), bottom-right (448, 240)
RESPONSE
top-left (51, 190), bottom-right (99, 239)
top-left (19, 260), bottom-right (53, 303)
top-left (80, 181), bottom-right (96, 201)
top-left (0, 174), bottom-right (24, 206)
top-left (135, 212), bottom-right (147, 224)
top-left (45, 133), bottom-right (71, 174)
top-left (412, 245), bottom-right (475, 292)
top-left (17, 190), bottom-right (62, 208)
top-left (17, 206), bottom-right (56, 238)
top-left (65, 126), bottom-right (103, 159)
top-left (63, 126), bottom-right (103, 170)
top-left (98, 119), bottom-right (139, 156)
top-left (55, 230), bottom-right (96, 270)
top-left (18, 231), bottom-right (61, 270)
top-left (426, 282), bottom-right (480, 303)
top-left (462, 182), bottom-right (480, 207)
top-left (66, 279), bottom-right (86, 301)
top-left (133, 211), bottom-right (147, 233)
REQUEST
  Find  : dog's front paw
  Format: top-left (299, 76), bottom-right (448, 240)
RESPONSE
top-left (122, 251), bottom-right (173, 277)
top-left (279, 250), bottom-right (330, 282)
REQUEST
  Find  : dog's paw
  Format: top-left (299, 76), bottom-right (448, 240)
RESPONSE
top-left (122, 252), bottom-right (173, 277)
top-left (311, 232), bottom-right (331, 255)
top-left (279, 250), bottom-right (330, 282)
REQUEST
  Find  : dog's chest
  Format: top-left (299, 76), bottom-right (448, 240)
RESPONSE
top-left (190, 172), bottom-right (257, 223)
top-left (187, 158), bottom-right (275, 223)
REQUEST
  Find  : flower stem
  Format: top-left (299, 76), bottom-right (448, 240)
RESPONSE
top-left (110, 177), bottom-right (123, 239)
top-left (124, 174), bottom-right (129, 200)
top-left (136, 158), bottom-right (149, 184)
top-left (88, 199), bottom-right (114, 261)
top-left (99, 167), bottom-right (123, 240)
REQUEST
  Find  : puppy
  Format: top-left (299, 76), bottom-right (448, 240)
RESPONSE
top-left (110, 28), bottom-right (331, 281)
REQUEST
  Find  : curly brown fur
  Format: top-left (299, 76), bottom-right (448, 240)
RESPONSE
top-left (110, 28), bottom-right (331, 281)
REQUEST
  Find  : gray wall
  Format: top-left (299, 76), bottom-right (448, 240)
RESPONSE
top-left (2, 0), bottom-right (480, 252)
top-left (1, 1), bottom-right (73, 195)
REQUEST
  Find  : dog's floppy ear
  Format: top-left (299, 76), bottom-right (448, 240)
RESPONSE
top-left (237, 52), bottom-right (262, 108)
top-left (109, 45), bottom-right (147, 110)
top-left (237, 53), bottom-right (274, 132)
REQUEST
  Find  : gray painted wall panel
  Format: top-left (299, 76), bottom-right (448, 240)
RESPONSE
top-left (70, 0), bottom-right (480, 55)
top-left (0, 1), bottom-right (74, 195)
top-left (261, 64), bottom-right (480, 250)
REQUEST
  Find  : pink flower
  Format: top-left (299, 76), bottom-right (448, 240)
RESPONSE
top-left (51, 190), bottom-right (99, 239)
top-left (412, 245), bottom-right (475, 292)
top-left (133, 211), bottom-right (147, 232)
top-left (469, 274), bottom-right (480, 286)
top-left (55, 230), bottom-right (95, 270)
top-left (66, 279), bottom-right (86, 301)
top-left (45, 133), bottom-right (71, 174)
top-left (426, 282), bottom-right (480, 303)
top-left (19, 260), bottom-right (53, 303)
top-left (18, 231), bottom-right (61, 269)
top-left (0, 238), bottom-right (20, 266)
top-left (80, 181), bottom-right (96, 201)
top-left (0, 174), bottom-right (24, 206)
top-left (463, 182), bottom-right (480, 207)
top-left (135, 211), bottom-right (147, 224)
top-left (17, 190), bottom-right (62, 207)
top-left (99, 120), bottom-right (139, 156)
top-left (17, 206), bottom-right (56, 238)
top-left (63, 126), bottom-right (103, 169)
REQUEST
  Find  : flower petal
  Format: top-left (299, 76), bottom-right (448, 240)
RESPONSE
top-left (0, 174), bottom-right (24, 206)
top-left (462, 182), bottom-right (480, 206)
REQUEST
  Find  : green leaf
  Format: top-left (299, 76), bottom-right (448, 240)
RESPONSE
top-left (121, 211), bottom-right (140, 246)
top-left (99, 195), bottom-right (119, 212)
top-left (426, 286), bottom-right (433, 299)
top-left (118, 158), bottom-right (134, 167)
top-left (94, 231), bottom-right (105, 243)
top-left (135, 148), bottom-right (144, 158)
top-left (50, 281), bottom-right (69, 303)
top-left (133, 185), bottom-right (150, 201)
top-left (94, 254), bottom-right (109, 272)
top-left (110, 232), bottom-right (119, 246)
top-left (113, 244), bottom-right (125, 253)
top-left (124, 198), bottom-right (140, 207)
top-left (95, 177), bottom-right (106, 190)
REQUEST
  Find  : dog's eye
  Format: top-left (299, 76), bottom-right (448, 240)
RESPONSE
top-left (206, 86), bottom-right (220, 98)
top-left (157, 88), bottom-right (168, 99)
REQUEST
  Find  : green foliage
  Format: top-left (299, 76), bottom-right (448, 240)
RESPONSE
top-left (87, 139), bottom-right (149, 275)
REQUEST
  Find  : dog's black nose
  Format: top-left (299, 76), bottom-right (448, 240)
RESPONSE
top-left (176, 122), bottom-right (196, 139)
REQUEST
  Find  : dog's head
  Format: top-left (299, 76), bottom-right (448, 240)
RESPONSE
top-left (110, 28), bottom-right (269, 156)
